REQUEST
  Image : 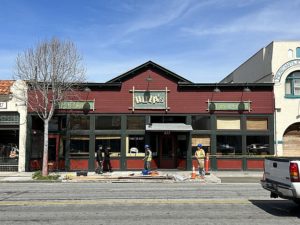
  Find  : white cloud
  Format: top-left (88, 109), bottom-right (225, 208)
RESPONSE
top-left (181, 0), bottom-right (300, 37)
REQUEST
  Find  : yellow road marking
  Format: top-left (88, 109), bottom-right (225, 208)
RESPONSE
top-left (0, 199), bottom-right (250, 206)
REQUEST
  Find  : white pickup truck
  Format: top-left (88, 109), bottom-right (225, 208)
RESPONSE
top-left (261, 157), bottom-right (300, 205)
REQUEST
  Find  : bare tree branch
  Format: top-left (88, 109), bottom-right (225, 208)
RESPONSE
top-left (13, 37), bottom-right (86, 176)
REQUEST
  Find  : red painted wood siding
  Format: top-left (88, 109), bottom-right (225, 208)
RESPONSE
top-left (217, 159), bottom-right (243, 170)
top-left (247, 159), bottom-right (264, 170)
top-left (28, 68), bottom-right (274, 114)
top-left (87, 69), bottom-right (274, 114)
top-left (70, 159), bottom-right (88, 170)
top-left (126, 158), bottom-right (158, 170)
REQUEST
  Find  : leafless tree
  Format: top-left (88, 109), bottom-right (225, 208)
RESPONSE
top-left (14, 38), bottom-right (86, 176)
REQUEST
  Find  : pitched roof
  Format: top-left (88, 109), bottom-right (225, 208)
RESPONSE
top-left (0, 80), bottom-right (14, 95)
top-left (107, 61), bottom-right (192, 84)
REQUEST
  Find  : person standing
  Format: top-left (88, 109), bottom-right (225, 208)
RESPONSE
top-left (195, 143), bottom-right (206, 178)
top-left (95, 145), bottom-right (103, 174)
top-left (143, 145), bottom-right (152, 171)
top-left (104, 146), bottom-right (112, 172)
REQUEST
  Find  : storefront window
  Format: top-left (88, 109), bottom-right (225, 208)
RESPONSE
top-left (127, 135), bottom-right (145, 156)
top-left (70, 116), bottom-right (90, 130)
top-left (217, 117), bottom-right (240, 130)
top-left (49, 116), bottom-right (67, 131)
top-left (95, 116), bottom-right (121, 130)
top-left (95, 135), bottom-right (121, 157)
top-left (217, 135), bottom-right (242, 155)
top-left (246, 118), bottom-right (268, 130)
top-left (246, 136), bottom-right (270, 155)
top-left (192, 116), bottom-right (210, 130)
top-left (177, 134), bottom-right (188, 158)
top-left (127, 116), bottom-right (145, 130)
top-left (70, 136), bottom-right (89, 155)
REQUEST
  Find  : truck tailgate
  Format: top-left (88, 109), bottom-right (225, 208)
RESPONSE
top-left (264, 158), bottom-right (291, 186)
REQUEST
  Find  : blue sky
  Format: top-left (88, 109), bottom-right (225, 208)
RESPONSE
top-left (0, 0), bottom-right (300, 83)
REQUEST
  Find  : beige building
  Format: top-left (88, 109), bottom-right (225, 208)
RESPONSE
top-left (0, 80), bottom-right (27, 171)
top-left (221, 41), bottom-right (300, 156)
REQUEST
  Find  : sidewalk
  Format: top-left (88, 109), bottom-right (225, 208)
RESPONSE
top-left (0, 170), bottom-right (263, 183)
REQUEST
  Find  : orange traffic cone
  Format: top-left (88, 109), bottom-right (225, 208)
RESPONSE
top-left (205, 154), bottom-right (210, 175)
top-left (191, 165), bottom-right (196, 179)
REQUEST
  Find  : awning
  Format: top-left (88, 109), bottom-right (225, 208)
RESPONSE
top-left (145, 123), bottom-right (193, 132)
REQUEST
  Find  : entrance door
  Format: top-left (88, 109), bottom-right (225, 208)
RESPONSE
top-left (48, 134), bottom-right (60, 171)
top-left (159, 135), bottom-right (175, 168)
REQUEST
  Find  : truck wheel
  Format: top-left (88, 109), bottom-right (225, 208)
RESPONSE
top-left (293, 199), bottom-right (300, 206)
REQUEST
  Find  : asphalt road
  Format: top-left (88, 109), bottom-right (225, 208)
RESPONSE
top-left (0, 182), bottom-right (299, 225)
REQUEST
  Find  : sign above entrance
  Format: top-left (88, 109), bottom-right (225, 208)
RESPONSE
top-left (130, 86), bottom-right (169, 111)
top-left (57, 100), bottom-right (95, 111)
top-left (207, 100), bottom-right (251, 111)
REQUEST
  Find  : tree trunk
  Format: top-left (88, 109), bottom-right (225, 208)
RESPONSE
top-left (42, 119), bottom-right (49, 176)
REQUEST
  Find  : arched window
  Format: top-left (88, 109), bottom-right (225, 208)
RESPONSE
top-left (296, 47), bottom-right (300, 58)
top-left (285, 71), bottom-right (300, 97)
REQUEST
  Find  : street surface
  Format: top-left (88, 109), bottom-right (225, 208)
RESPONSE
top-left (0, 182), bottom-right (299, 225)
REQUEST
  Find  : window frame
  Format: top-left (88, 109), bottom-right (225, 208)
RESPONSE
top-left (285, 71), bottom-right (300, 98)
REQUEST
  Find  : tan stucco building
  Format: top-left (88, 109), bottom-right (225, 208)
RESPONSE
top-left (221, 41), bottom-right (300, 156)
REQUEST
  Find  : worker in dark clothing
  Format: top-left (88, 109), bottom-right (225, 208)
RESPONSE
top-left (104, 146), bottom-right (112, 172)
top-left (95, 145), bottom-right (104, 174)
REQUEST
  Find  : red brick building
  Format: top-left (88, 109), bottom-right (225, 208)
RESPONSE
top-left (27, 61), bottom-right (274, 172)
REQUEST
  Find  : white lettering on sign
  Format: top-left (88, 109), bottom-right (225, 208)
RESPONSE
top-left (135, 95), bottom-right (164, 104)
top-left (0, 102), bottom-right (7, 109)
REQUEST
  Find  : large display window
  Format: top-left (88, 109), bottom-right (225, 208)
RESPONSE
top-left (126, 135), bottom-right (145, 157)
top-left (217, 135), bottom-right (242, 155)
top-left (246, 136), bottom-right (270, 155)
top-left (95, 135), bottom-right (121, 157)
top-left (70, 136), bottom-right (89, 156)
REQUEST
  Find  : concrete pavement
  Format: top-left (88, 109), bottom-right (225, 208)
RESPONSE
top-left (0, 170), bottom-right (263, 183)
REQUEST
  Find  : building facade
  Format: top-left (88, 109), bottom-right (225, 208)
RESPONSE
top-left (0, 80), bottom-right (27, 172)
top-left (221, 41), bottom-right (300, 157)
top-left (26, 61), bottom-right (274, 172)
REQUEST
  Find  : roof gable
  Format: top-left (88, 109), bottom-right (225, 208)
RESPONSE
top-left (107, 61), bottom-right (192, 84)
